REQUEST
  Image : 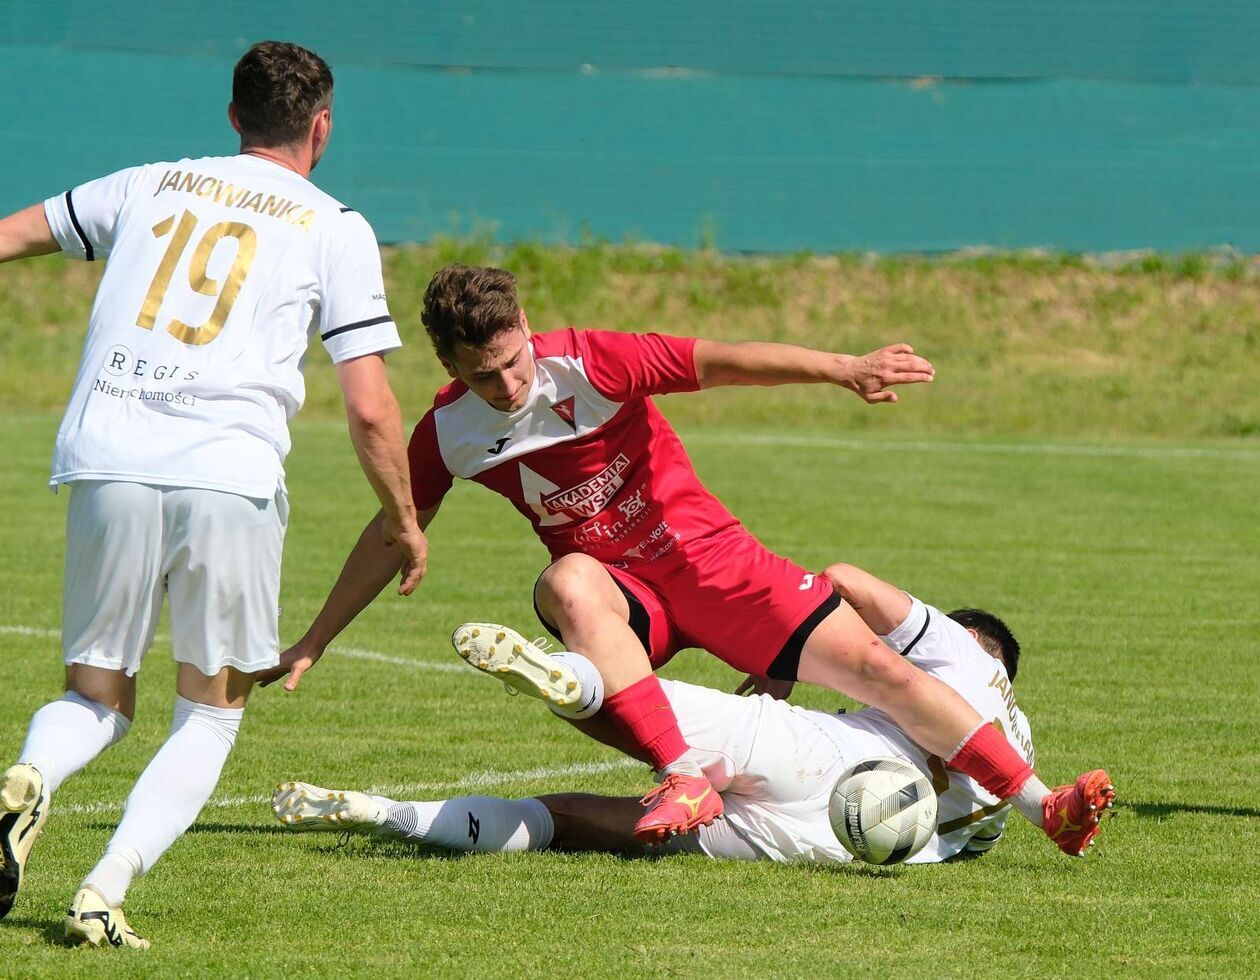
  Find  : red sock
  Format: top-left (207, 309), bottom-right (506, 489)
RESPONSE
top-left (601, 675), bottom-right (688, 771)
top-left (947, 722), bottom-right (1034, 800)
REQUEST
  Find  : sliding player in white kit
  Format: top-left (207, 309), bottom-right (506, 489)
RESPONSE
top-left (272, 563), bottom-right (1113, 864)
top-left (0, 42), bottom-right (425, 948)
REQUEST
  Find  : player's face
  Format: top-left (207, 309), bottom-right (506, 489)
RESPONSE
top-left (444, 319), bottom-right (535, 412)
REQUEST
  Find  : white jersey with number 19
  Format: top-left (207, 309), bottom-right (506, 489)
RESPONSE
top-left (43, 154), bottom-right (401, 499)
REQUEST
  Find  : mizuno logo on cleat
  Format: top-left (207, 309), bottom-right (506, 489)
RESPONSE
top-left (468, 812), bottom-right (481, 844)
top-left (1049, 807), bottom-right (1082, 840)
top-left (676, 788), bottom-right (712, 821)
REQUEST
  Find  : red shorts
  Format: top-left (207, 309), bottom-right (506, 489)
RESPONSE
top-left (535, 526), bottom-right (839, 680)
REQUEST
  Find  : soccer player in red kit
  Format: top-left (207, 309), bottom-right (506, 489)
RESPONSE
top-left (262, 265), bottom-right (1110, 850)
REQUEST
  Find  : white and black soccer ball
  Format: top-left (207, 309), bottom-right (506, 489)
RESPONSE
top-left (829, 757), bottom-right (938, 865)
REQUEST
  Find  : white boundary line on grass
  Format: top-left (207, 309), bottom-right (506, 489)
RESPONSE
top-left (684, 431), bottom-right (1260, 461)
top-left (0, 626), bottom-right (468, 675)
top-left (55, 759), bottom-right (642, 818)
top-left (3, 623), bottom-right (638, 818)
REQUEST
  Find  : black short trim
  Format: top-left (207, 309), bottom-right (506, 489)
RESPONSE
top-left (766, 592), bottom-right (842, 682)
top-left (339, 206), bottom-right (356, 213)
top-left (899, 608), bottom-right (931, 657)
top-left (64, 190), bottom-right (94, 261)
top-left (322, 314), bottom-right (392, 341)
top-left (532, 566), bottom-right (653, 658)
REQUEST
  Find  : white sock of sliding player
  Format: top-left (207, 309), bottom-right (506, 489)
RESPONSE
top-left (381, 796), bottom-right (554, 852)
top-left (547, 651), bottom-right (604, 720)
top-left (1010, 773), bottom-right (1052, 826)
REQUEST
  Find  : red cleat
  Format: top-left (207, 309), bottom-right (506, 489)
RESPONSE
top-left (633, 772), bottom-right (724, 843)
top-left (1042, 769), bottom-right (1116, 857)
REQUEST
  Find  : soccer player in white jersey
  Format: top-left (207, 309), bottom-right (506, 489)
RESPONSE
top-left (0, 42), bottom-right (426, 948)
top-left (262, 264), bottom-right (1111, 855)
top-left (272, 564), bottom-right (1113, 862)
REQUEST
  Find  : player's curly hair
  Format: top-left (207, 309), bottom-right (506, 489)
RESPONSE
top-left (421, 265), bottom-right (523, 361)
top-left (232, 41), bottom-right (334, 148)
top-left (947, 608), bottom-right (1021, 681)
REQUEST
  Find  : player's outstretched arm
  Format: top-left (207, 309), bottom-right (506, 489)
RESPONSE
top-left (0, 204), bottom-right (60, 263)
top-left (822, 562), bottom-right (913, 635)
top-left (337, 352), bottom-right (427, 594)
top-left (693, 339), bottom-right (934, 403)
top-left (258, 505), bottom-right (439, 691)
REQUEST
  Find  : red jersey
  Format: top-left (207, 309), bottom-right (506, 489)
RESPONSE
top-left (408, 329), bottom-right (740, 567)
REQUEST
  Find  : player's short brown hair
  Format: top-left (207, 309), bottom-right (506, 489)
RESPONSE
top-left (421, 265), bottom-right (523, 361)
top-left (232, 41), bottom-right (334, 147)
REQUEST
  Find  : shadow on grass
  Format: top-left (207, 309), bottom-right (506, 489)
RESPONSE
top-left (1122, 800), bottom-right (1260, 820)
top-left (2, 916), bottom-right (67, 947)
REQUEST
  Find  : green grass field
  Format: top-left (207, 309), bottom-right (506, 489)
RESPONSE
top-left (1, 412), bottom-right (1257, 976)
top-left (1, 251), bottom-right (1258, 976)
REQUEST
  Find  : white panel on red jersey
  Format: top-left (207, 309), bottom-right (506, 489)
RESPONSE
top-left (433, 351), bottom-right (624, 479)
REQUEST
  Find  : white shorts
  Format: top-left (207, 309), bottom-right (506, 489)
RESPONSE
top-left (661, 679), bottom-right (854, 864)
top-left (62, 480), bottom-right (288, 677)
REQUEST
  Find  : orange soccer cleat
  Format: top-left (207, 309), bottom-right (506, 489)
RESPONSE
top-left (1042, 769), bottom-right (1116, 857)
top-left (633, 772), bottom-right (724, 843)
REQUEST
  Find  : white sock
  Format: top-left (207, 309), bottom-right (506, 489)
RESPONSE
top-left (83, 696), bottom-right (243, 906)
top-left (381, 796), bottom-right (554, 853)
top-left (18, 691), bottom-right (131, 793)
top-left (1011, 773), bottom-right (1052, 827)
top-left (547, 652), bottom-right (605, 720)
top-left (660, 752), bottom-right (704, 778)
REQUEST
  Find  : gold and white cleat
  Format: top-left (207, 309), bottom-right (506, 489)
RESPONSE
top-left (271, 781), bottom-right (387, 833)
top-left (451, 623), bottom-right (582, 708)
top-left (64, 886), bottom-right (149, 949)
top-left (1, 763), bottom-right (49, 920)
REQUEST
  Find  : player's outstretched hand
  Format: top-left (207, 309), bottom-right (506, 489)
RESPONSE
top-left (381, 516), bottom-right (428, 595)
top-left (735, 674), bottom-right (795, 700)
top-left (845, 343), bottom-right (935, 404)
top-left (258, 640), bottom-right (325, 692)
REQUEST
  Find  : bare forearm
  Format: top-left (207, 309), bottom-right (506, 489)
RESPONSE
top-left (346, 399), bottom-right (417, 528)
top-left (822, 562), bottom-right (912, 635)
top-left (302, 511), bottom-right (403, 649)
top-left (694, 340), bottom-right (852, 388)
top-left (0, 204), bottom-right (60, 262)
top-left (693, 339), bottom-right (934, 404)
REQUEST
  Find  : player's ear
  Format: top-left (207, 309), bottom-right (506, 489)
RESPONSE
top-left (309, 107), bottom-right (332, 161)
top-left (227, 102), bottom-right (243, 136)
top-left (519, 308), bottom-right (530, 339)
top-left (966, 627), bottom-right (994, 656)
top-left (312, 106), bottom-right (332, 144)
top-left (438, 355), bottom-right (458, 380)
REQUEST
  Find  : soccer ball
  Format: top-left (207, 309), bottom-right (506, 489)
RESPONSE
top-left (829, 757), bottom-right (938, 865)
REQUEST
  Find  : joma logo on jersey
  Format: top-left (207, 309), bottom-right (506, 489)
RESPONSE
top-left (541, 454), bottom-right (630, 518)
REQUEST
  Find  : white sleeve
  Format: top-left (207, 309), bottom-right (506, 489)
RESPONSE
top-left (43, 166), bottom-right (146, 261)
top-left (879, 595), bottom-right (931, 655)
top-left (880, 597), bottom-right (968, 671)
top-left (318, 211), bottom-right (402, 363)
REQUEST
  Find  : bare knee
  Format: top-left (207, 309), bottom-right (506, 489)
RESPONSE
top-left (66, 664), bottom-right (136, 720)
top-left (176, 663), bottom-right (253, 709)
top-left (860, 641), bottom-right (914, 686)
top-left (535, 553), bottom-right (617, 623)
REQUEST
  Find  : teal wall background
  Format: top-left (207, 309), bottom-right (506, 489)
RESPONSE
top-left (3, 2), bottom-right (1257, 252)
